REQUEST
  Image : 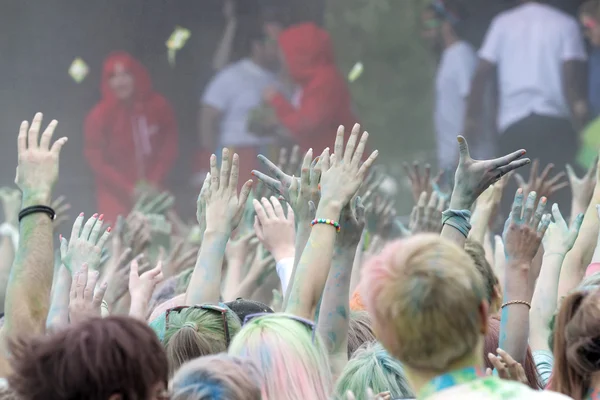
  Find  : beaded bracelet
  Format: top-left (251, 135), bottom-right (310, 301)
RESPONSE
top-left (501, 300), bottom-right (531, 310)
top-left (311, 218), bottom-right (341, 233)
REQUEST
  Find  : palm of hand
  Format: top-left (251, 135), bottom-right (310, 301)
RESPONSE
top-left (205, 190), bottom-right (242, 231)
top-left (320, 160), bottom-right (362, 204)
top-left (338, 197), bottom-right (365, 247)
top-left (65, 240), bottom-right (103, 272)
top-left (503, 224), bottom-right (541, 263)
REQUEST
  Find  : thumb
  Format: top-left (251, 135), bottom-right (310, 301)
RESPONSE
top-left (129, 259), bottom-right (139, 280)
top-left (457, 136), bottom-right (470, 161)
top-left (565, 163), bottom-right (576, 181)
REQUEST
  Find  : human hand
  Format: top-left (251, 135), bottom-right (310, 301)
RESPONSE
top-left (16, 113), bottom-right (68, 206)
top-left (124, 212), bottom-right (152, 255)
top-left (164, 239), bottom-right (198, 278)
top-left (409, 191), bottom-right (446, 234)
top-left (514, 160), bottom-right (568, 204)
top-left (486, 348), bottom-right (528, 385)
top-left (503, 190), bottom-right (550, 265)
top-left (129, 259), bottom-right (164, 304)
top-left (403, 161), bottom-right (443, 204)
top-left (205, 149), bottom-right (253, 233)
top-left (566, 158), bottom-right (597, 213)
top-left (254, 197), bottom-right (295, 261)
top-left (225, 231), bottom-right (259, 266)
top-left (278, 145), bottom-right (302, 176)
top-left (0, 187), bottom-right (21, 226)
top-left (134, 191), bottom-right (175, 216)
top-left (542, 204), bottom-right (583, 257)
top-left (62, 213), bottom-right (111, 273)
top-left (69, 263), bottom-right (107, 325)
top-left (450, 136), bottom-right (529, 209)
top-left (319, 124), bottom-right (378, 207)
top-left (338, 196), bottom-right (366, 249)
top-left (51, 195), bottom-right (72, 230)
top-left (196, 172), bottom-right (210, 236)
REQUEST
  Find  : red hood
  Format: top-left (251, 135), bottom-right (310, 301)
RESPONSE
top-left (101, 51), bottom-right (153, 103)
top-left (278, 23), bottom-right (335, 84)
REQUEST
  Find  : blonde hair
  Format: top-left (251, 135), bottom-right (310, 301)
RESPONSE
top-left (361, 234), bottom-right (486, 372)
top-left (348, 311), bottom-right (376, 358)
top-left (228, 313), bottom-right (332, 400)
top-left (171, 355), bottom-right (261, 400)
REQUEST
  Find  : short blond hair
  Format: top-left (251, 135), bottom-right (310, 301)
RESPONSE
top-left (362, 234), bottom-right (485, 372)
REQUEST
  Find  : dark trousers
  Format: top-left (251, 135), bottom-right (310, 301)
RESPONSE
top-left (499, 113), bottom-right (577, 221)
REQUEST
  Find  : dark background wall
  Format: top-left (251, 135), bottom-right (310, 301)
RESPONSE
top-left (0, 0), bottom-right (324, 219)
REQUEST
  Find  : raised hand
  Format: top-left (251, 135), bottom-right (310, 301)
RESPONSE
top-left (134, 191), bottom-right (175, 216)
top-left (514, 160), bottom-right (568, 203)
top-left (278, 145), bottom-right (301, 176)
top-left (16, 112), bottom-right (68, 206)
top-left (403, 161), bottom-right (443, 204)
top-left (205, 149), bottom-right (253, 233)
top-left (51, 195), bottom-right (72, 229)
top-left (450, 136), bottom-right (529, 210)
top-left (338, 196), bottom-right (366, 248)
top-left (566, 158), bottom-right (597, 215)
top-left (409, 191), bottom-right (446, 234)
top-left (0, 187), bottom-right (22, 226)
top-left (69, 263), bottom-right (107, 325)
top-left (62, 213), bottom-right (111, 273)
top-left (252, 155), bottom-right (297, 202)
top-left (253, 197), bottom-right (295, 261)
top-left (320, 124), bottom-right (379, 207)
top-left (503, 190), bottom-right (550, 265)
top-left (542, 204), bottom-right (583, 257)
top-left (129, 259), bottom-right (163, 309)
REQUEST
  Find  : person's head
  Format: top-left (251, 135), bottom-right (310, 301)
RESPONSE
top-left (553, 288), bottom-right (600, 399)
top-left (224, 298), bottom-right (274, 322)
top-left (162, 304), bottom-right (242, 376)
top-left (362, 235), bottom-right (488, 375)
top-left (171, 355), bottom-right (261, 400)
top-left (580, 1), bottom-right (600, 47)
top-left (464, 239), bottom-right (502, 314)
top-left (422, 0), bottom-right (467, 51)
top-left (9, 316), bottom-right (168, 400)
top-left (335, 342), bottom-right (414, 399)
top-left (235, 18), bottom-right (280, 71)
top-left (228, 313), bottom-right (332, 400)
top-left (484, 317), bottom-right (541, 389)
top-left (348, 311), bottom-right (376, 358)
top-left (102, 51), bottom-right (151, 102)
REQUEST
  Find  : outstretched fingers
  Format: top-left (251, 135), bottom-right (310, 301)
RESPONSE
top-left (40, 119), bottom-right (58, 150)
top-left (27, 112), bottom-right (43, 149)
top-left (258, 154), bottom-right (289, 183)
top-left (333, 125), bottom-right (345, 160)
top-left (490, 148), bottom-right (527, 169)
top-left (220, 148), bottom-right (231, 191)
top-left (496, 158), bottom-right (531, 177)
top-left (344, 123), bottom-right (360, 165)
top-left (357, 150), bottom-right (379, 179)
top-left (17, 120), bottom-right (28, 155)
top-left (229, 153), bottom-right (240, 192)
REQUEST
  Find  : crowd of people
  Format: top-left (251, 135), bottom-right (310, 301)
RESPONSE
top-left (2, 0), bottom-right (600, 399)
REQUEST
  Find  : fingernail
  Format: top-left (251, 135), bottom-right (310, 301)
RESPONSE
top-left (251, 171), bottom-right (256, 176)
top-left (541, 197), bottom-right (547, 204)
top-left (107, 227), bottom-right (112, 233)
top-left (98, 214), bottom-right (104, 221)
top-left (517, 188), bottom-right (523, 194)
top-left (92, 213), bottom-right (98, 218)
top-left (521, 150), bottom-right (526, 155)
top-left (278, 195), bottom-right (285, 201)
top-left (79, 212), bottom-right (84, 217)
top-left (59, 234), bottom-right (62, 240)
top-left (526, 159), bottom-right (531, 164)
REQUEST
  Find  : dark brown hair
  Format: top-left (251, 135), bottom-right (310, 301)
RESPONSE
top-left (465, 239), bottom-right (497, 305)
top-left (9, 316), bottom-right (168, 400)
top-left (553, 289), bottom-right (600, 400)
top-left (348, 311), bottom-right (376, 358)
top-left (484, 316), bottom-right (542, 389)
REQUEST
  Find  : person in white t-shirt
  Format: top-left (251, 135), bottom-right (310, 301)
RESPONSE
top-left (466, 0), bottom-right (588, 212)
top-left (198, 19), bottom-right (281, 187)
top-left (422, 0), bottom-right (494, 173)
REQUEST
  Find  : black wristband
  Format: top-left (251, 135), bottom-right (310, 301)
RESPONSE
top-left (18, 205), bottom-right (56, 222)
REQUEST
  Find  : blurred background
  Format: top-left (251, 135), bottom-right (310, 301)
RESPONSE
top-left (0, 0), bottom-right (586, 221)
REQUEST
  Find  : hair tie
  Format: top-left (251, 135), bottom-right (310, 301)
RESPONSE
top-left (182, 321), bottom-right (198, 331)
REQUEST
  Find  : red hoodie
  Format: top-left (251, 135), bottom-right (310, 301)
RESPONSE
top-left (84, 51), bottom-right (178, 222)
top-left (268, 23), bottom-right (358, 155)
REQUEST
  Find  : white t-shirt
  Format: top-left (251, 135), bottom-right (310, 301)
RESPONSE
top-left (435, 41), bottom-right (477, 169)
top-left (478, 2), bottom-right (587, 132)
top-left (202, 58), bottom-right (276, 147)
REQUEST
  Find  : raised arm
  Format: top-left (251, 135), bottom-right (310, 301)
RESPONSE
top-left (317, 197), bottom-right (365, 377)
top-left (286, 124), bottom-right (378, 320)
top-left (0, 113), bottom-right (67, 375)
top-left (185, 149), bottom-right (252, 305)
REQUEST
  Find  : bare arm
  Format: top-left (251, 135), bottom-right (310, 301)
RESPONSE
top-left (464, 60), bottom-right (496, 139)
top-left (563, 60), bottom-right (589, 131)
top-left (212, 18), bottom-right (237, 71)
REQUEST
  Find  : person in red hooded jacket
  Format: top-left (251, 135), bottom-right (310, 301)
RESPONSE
top-left (85, 51), bottom-right (178, 222)
top-left (264, 22), bottom-right (358, 155)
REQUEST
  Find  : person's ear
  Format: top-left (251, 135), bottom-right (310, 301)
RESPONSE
top-left (478, 300), bottom-right (489, 335)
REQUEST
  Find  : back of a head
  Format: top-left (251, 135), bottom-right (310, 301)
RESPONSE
top-left (9, 316), bottom-right (168, 400)
top-left (171, 355), bottom-right (261, 400)
top-left (348, 311), bottom-right (376, 358)
top-left (553, 288), bottom-right (600, 399)
top-left (164, 306), bottom-right (241, 376)
top-left (228, 313), bottom-right (332, 400)
top-left (335, 342), bottom-right (414, 400)
top-left (362, 234), bottom-right (486, 372)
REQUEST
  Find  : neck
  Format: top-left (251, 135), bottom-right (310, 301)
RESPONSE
top-left (249, 55), bottom-right (266, 69)
top-left (444, 34), bottom-right (459, 49)
top-left (404, 344), bottom-right (484, 395)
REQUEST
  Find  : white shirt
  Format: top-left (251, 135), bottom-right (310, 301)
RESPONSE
top-left (479, 2), bottom-right (586, 132)
top-left (202, 59), bottom-right (276, 147)
top-left (435, 41), bottom-right (477, 169)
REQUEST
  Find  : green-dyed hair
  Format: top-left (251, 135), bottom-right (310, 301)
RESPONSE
top-left (158, 305), bottom-right (241, 376)
top-left (228, 313), bottom-right (332, 400)
top-left (335, 342), bottom-right (414, 400)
